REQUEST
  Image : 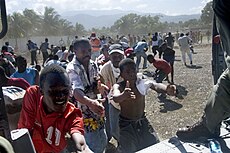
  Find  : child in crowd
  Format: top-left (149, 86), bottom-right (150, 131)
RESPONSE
top-left (18, 64), bottom-right (92, 153)
top-left (112, 58), bottom-right (176, 153)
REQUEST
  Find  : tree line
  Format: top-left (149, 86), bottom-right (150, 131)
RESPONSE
top-left (5, 1), bottom-right (213, 39)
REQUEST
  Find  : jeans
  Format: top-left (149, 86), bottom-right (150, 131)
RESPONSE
top-left (30, 49), bottom-right (37, 65)
top-left (155, 70), bottom-right (167, 83)
top-left (42, 51), bottom-right (49, 66)
top-left (109, 103), bottom-right (120, 141)
top-left (135, 51), bottom-right (147, 69)
top-left (85, 127), bottom-right (107, 153)
top-left (118, 115), bottom-right (159, 153)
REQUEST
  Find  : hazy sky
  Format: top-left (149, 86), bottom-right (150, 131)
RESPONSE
top-left (6, 0), bottom-right (212, 16)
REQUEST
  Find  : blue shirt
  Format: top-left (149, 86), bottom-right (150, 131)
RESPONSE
top-left (134, 42), bottom-right (148, 53)
top-left (27, 42), bottom-right (37, 50)
top-left (11, 68), bottom-right (36, 85)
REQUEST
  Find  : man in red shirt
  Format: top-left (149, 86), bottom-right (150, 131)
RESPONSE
top-left (18, 64), bottom-right (92, 153)
top-left (147, 54), bottom-right (171, 83)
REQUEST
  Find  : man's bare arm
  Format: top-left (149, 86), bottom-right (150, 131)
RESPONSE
top-left (150, 82), bottom-right (176, 96)
top-left (73, 89), bottom-right (104, 116)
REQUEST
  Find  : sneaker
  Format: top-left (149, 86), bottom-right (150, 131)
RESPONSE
top-left (190, 61), bottom-right (193, 65)
top-left (176, 121), bottom-right (219, 141)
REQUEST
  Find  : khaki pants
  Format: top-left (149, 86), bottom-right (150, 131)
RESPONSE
top-left (204, 68), bottom-right (230, 133)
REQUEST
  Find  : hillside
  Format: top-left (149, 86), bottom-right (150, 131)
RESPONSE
top-left (61, 10), bottom-right (200, 29)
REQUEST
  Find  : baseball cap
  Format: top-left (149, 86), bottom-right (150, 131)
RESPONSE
top-left (108, 44), bottom-right (124, 55)
top-left (125, 48), bottom-right (134, 57)
top-left (109, 49), bottom-right (124, 55)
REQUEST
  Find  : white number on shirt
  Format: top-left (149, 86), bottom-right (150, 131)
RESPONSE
top-left (45, 126), bottom-right (61, 146)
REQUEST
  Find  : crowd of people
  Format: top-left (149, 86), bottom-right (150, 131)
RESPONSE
top-left (0, 30), bottom-right (210, 153)
top-left (1, 1), bottom-right (230, 152)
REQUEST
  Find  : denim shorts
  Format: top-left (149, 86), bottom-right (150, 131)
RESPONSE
top-left (84, 127), bottom-right (107, 153)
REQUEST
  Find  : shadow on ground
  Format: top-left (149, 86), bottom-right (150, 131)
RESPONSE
top-left (157, 95), bottom-right (183, 113)
top-left (186, 65), bottom-right (203, 69)
top-left (175, 84), bottom-right (188, 99)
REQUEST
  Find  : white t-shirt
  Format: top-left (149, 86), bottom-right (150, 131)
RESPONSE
top-left (178, 36), bottom-right (190, 50)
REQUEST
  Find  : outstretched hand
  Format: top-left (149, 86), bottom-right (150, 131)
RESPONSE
top-left (89, 99), bottom-right (105, 116)
top-left (122, 81), bottom-right (136, 100)
top-left (97, 80), bottom-right (109, 96)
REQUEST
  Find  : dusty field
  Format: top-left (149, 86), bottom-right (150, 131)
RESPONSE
top-left (144, 44), bottom-right (213, 141)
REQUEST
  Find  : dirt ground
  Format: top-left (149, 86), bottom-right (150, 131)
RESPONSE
top-left (21, 44), bottom-right (213, 152)
top-left (144, 44), bottom-right (213, 141)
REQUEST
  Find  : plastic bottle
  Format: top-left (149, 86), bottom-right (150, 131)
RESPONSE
top-left (209, 139), bottom-right (223, 153)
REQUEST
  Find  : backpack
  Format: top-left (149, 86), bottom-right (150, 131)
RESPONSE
top-left (152, 35), bottom-right (157, 41)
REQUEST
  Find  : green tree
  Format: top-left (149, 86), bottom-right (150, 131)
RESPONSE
top-left (7, 12), bottom-right (29, 46)
top-left (58, 19), bottom-right (74, 36)
top-left (112, 13), bottom-right (140, 35)
top-left (75, 22), bottom-right (86, 37)
top-left (23, 9), bottom-right (42, 37)
top-left (112, 14), bottom-right (163, 35)
top-left (41, 7), bottom-right (60, 36)
top-left (183, 19), bottom-right (201, 28)
top-left (200, 1), bottom-right (213, 26)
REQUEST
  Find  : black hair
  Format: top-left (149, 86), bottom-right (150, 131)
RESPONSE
top-left (147, 54), bottom-right (154, 61)
top-left (68, 53), bottom-right (74, 62)
top-left (2, 46), bottom-right (7, 51)
top-left (39, 64), bottom-right (68, 89)
top-left (61, 46), bottom-right (66, 51)
top-left (53, 55), bottom-right (59, 60)
top-left (73, 39), bottom-right (90, 51)
top-left (5, 42), bottom-right (9, 46)
top-left (69, 45), bottom-right (73, 49)
top-left (119, 58), bottom-right (136, 73)
top-left (35, 64), bottom-right (41, 72)
top-left (15, 55), bottom-right (27, 63)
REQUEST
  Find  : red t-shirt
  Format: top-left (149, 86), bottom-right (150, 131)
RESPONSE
top-left (7, 78), bottom-right (30, 90)
top-left (18, 86), bottom-right (84, 153)
top-left (152, 58), bottom-right (171, 74)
